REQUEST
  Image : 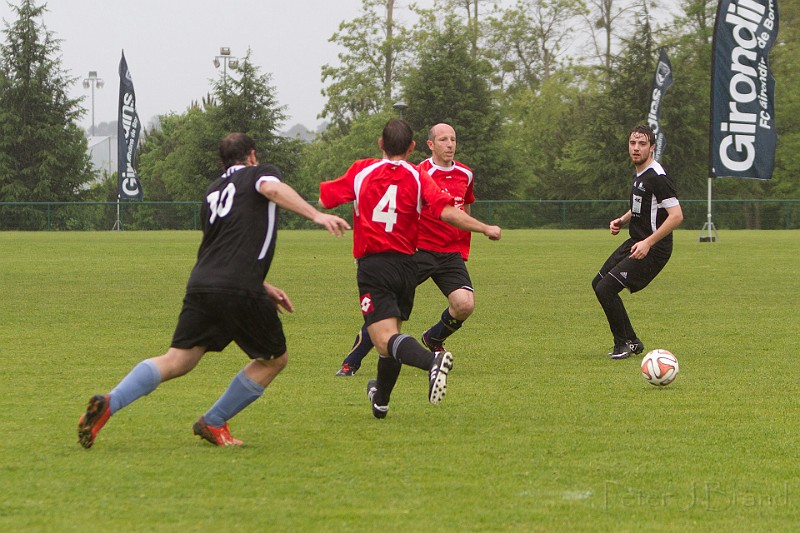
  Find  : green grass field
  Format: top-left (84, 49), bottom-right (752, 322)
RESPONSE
top-left (1, 229), bottom-right (798, 532)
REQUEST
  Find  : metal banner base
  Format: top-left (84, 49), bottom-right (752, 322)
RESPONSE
top-left (112, 196), bottom-right (121, 231)
top-left (698, 177), bottom-right (718, 242)
top-left (698, 221), bottom-right (718, 242)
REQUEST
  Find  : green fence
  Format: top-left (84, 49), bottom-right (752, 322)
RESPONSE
top-left (0, 199), bottom-right (798, 231)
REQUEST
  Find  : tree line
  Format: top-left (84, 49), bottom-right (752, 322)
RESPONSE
top-left (1, 0), bottom-right (798, 208)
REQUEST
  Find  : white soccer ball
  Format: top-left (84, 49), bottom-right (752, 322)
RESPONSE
top-left (641, 349), bottom-right (679, 386)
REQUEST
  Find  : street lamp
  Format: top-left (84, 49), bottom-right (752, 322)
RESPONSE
top-left (213, 47), bottom-right (239, 90)
top-left (82, 71), bottom-right (104, 136)
top-left (392, 101), bottom-right (408, 119)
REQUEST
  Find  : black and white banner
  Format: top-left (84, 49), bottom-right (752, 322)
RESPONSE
top-left (648, 48), bottom-right (673, 162)
top-left (117, 51), bottom-right (143, 199)
top-left (710, 0), bottom-right (778, 180)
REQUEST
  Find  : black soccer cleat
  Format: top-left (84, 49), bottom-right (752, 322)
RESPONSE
top-left (428, 351), bottom-right (453, 404)
top-left (367, 379), bottom-right (389, 419)
top-left (609, 338), bottom-right (645, 360)
top-left (609, 343), bottom-right (631, 359)
top-left (627, 338), bottom-right (645, 356)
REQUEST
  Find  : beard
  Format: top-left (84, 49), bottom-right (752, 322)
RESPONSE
top-left (630, 152), bottom-right (650, 166)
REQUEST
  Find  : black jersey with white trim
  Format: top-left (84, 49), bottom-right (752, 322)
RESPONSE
top-left (186, 163), bottom-right (282, 295)
top-left (628, 161), bottom-right (679, 248)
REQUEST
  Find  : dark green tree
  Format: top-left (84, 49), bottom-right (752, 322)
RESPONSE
top-left (137, 52), bottom-right (302, 203)
top-left (556, 8), bottom-right (658, 200)
top-left (298, 110), bottom-right (393, 199)
top-left (654, 0), bottom-right (716, 201)
top-left (502, 71), bottom-right (589, 200)
top-left (401, 16), bottom-right (514, 199)
top-left (211, 49), bottom-right (303, 188)
top-left (768, 0), bottom-right (800, 198)
top-left (0, 0), bottom-right (94, 204)
top-left (136, 105), bottom-right (222, 202)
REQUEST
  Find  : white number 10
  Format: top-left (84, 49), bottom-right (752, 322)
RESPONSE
top-left (371, 184), bottom-right (398, 232)
top-left (207, 182), bottom-right (236, 224)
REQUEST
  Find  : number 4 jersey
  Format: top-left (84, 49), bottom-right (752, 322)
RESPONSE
top-left (187, 163), bottom-right (283, 295)
top-left (319, 159), bottom-right (454, 259)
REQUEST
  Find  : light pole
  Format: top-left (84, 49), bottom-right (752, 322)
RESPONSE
top-left (82, 71), bottom-right (104, 136)
top-left (213, 47), bottom-right (239, 90)
top-left (392, 101), bottom-right (408, 119)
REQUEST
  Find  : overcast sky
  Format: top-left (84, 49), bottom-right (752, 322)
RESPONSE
top-left (0, 0), bottom-right (443, 132)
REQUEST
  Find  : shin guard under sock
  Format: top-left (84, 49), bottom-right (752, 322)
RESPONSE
top-left (387, 333), bottom-right (435, 370)
top-left (376, 356), bottom-right (402, 405)
top-left (203, 370), bottom-right (266, 427)
top-left (343, 324), bottom-right (374, 368)
top-left (109, 359), bottom-right (161, 414)
top-left (427, 308), bottom-right (464, 345)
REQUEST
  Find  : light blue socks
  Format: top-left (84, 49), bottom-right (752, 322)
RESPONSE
top-left (202, 370), bottom-right (265, 427)
top-left (109, 359), bottom-right (161, 413)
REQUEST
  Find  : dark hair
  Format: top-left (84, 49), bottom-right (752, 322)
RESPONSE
top-left (381, 119), bottom-right (414, 157)
top-left (629, 124), bottom-right (655, 145)
top-left (219, 132), bottom-right (256, 169)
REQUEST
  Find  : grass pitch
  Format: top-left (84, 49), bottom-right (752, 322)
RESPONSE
top-left (0, 229), bottom-right (797, 532)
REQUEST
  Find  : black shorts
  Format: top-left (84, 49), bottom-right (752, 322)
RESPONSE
top-left (415, 249), bottom-right (473, 296)
top-left (171, 290), bottom-right (287, 359)
top-left (597, 238), bottom-right (671, 293)
top-left (356, 253), bottom-right (417, 326)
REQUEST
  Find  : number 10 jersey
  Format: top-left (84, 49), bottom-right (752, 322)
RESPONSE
top-left (187, 163), bottom-right (283, 296)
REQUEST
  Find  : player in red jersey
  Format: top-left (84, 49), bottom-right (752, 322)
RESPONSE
top-left (335, 123), bottom-right (482, 376)
top-left (319, 119), bottom-right (501, 418)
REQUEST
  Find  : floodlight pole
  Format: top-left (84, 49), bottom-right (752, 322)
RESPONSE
top-left (82, 71), bottom-right (104, 136)
top-left (213, 47), bottom-right (239, 92)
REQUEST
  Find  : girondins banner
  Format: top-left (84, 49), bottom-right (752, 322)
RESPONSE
top-left (710, 0), bottom-right (778, 179)
top-left (117, 51), bottom-right (143, 199)
top-left (648, 48), bottom-right (673, 162)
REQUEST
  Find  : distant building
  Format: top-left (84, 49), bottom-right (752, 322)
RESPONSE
top-left (85, 135), bottom-right (116, 187)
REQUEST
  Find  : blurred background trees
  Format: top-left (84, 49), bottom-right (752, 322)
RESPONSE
top-left (0, 0), bottom-right (94, 204)
top-left (1, 0), bottom-right (798, 204)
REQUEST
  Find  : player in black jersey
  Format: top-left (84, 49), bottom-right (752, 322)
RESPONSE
top-left (592, 125), bottom-right (684, 359)
top-left (77, 133), bottom-right (350, 448)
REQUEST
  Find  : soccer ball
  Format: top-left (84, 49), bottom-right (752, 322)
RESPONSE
top-left (640, 349), bottom-right (679, 386)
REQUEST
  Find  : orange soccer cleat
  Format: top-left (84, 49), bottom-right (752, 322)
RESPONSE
top-left (192, 416), bottom-right (243, 447)
top-left (77, 394), bottom-right (112, 449)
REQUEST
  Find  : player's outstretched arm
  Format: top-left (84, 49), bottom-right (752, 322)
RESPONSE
top-left (259, 181), bottom-right (350, 237)
top-left (440, 205), bottom-right (501, 241)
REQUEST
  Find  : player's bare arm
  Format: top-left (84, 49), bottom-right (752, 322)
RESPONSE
top-left (259, 181), bottom-right (350, 237)
top-left (440, 205), bottom-right (501, 241)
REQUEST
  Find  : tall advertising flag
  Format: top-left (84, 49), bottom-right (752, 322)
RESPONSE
top-left (648, 48), bottom-right (673, 162)
top-left (117, 51), bottom-right (143, 199)
top-left (710, 0), bottom-right (778, 179)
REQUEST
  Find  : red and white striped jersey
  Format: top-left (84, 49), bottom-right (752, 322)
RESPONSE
top-left (417, 158), bottom-right (475, 260)
top-left (320, 158), bottom-right (454, 259)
